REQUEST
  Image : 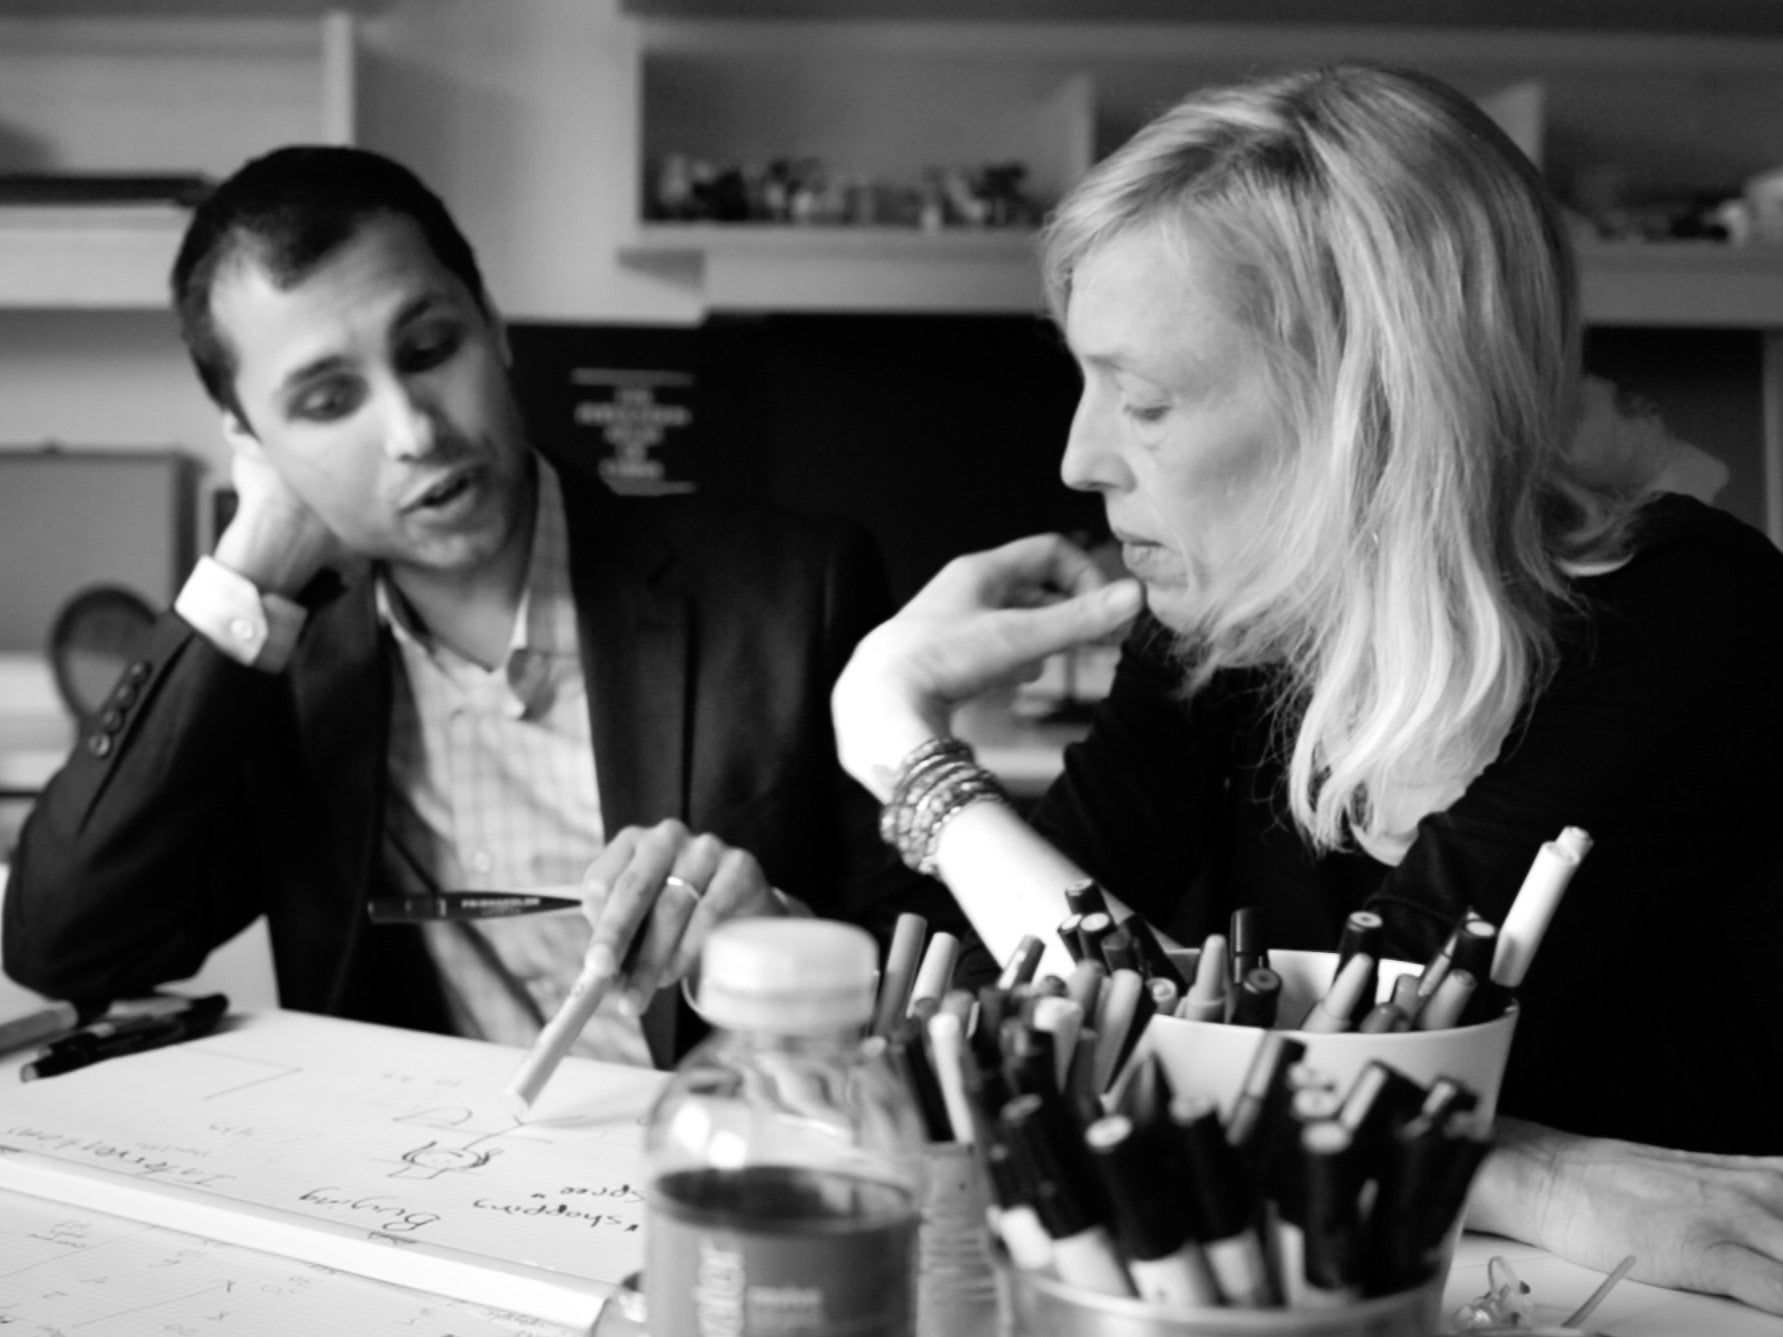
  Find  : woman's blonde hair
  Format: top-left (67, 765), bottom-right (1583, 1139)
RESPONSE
top-left (1042, 65), bottom-right (1643, 853)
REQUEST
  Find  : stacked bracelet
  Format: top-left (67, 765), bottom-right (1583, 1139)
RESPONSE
top-left (879, 736), bottom-right (1010, 876)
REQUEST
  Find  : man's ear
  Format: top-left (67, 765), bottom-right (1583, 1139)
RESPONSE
top-left (484, 292), bottom-right (513, 368)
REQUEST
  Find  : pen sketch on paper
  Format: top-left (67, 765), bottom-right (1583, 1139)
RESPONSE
top-left (0, 1011), bottom-right (664, 1325)
top-left (0, 1187), bottom-right (579, 1337)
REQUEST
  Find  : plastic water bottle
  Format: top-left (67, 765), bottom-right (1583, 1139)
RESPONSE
top-left (642, 918), bottom-right (927, 1337)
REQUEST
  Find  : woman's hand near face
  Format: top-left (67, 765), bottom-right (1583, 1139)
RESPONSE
top-left (832, 533), bottom-right (1144, 800)
top-left (1468, 1117), bottom-right (1783, 1315)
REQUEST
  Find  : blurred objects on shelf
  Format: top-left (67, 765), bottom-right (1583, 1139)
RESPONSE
top-left (645, 153), bottom-right (1041, 229)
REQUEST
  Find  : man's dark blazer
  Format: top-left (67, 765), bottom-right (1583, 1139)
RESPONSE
top-left (3, 449), bottom-right (975, 1064)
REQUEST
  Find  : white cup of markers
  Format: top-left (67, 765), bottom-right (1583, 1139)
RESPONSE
top-left (990, 933), bottom-right (1518, 1335)
top-left (976, 890), bottom-right (1526, 1337)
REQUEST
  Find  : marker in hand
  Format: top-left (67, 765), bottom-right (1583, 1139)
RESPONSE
top-left (503, 941), bottom-right (618, 1113)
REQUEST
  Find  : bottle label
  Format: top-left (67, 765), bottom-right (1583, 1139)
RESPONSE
top-left (646, 1166), bottom-right (917, 1337)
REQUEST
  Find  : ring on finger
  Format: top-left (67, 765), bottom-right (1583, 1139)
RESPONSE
top-left (663, 874), bottom-right (701, 898)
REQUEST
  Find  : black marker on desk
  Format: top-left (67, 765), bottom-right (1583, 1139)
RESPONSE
top-left (1086, 1113), bottom-right (1222, 1306)
top-left (0, 997), bottom-right (105, 1056)
top-left (1001, 1092), bottom-right (1134, 1296)
top-left (36, 993), bottom-right (228, 1062)
top-left (24, 994), bottom-right (228, 1080)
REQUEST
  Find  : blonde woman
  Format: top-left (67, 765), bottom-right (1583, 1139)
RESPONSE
top-left (834, 65), bottom-right (1783, 1311)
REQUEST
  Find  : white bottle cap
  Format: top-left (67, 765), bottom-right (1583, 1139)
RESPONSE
top-left (697, 919), bottom-right (878, 1034)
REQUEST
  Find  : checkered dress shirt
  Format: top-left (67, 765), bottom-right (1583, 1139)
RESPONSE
top-left (379, 460), bottom-right (649, 1067)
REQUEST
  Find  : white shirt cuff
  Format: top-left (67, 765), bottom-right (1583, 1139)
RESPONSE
top-left (173, 555), bottom-right (308, 672)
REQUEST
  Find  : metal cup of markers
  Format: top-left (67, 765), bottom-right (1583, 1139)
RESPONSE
top-left (919, 1140), bottom-right (1001, 1337)
top-left (993, 1253), bottom-right (1445, 1337)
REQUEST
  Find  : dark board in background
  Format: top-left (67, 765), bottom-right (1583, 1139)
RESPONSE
top-left (699, 313), bottom-right (1099, 602)
top-left (507, 318), bottom-right (1773, 612)
top-left (511, 315), bottom-right (1099, 604)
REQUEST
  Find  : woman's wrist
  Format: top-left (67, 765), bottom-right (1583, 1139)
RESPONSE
top-left (831, 658), bottom-right (949, 802)
top-left (877, 736), bottom-right (1012, 876)
top-left (1466, 1117), bottom-right (1589, 1246)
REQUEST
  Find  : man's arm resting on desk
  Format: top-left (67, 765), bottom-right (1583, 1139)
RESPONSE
top-left (1468, 1116), bottom-right (1783, 1315)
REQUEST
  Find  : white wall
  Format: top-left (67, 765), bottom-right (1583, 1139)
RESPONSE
top-left (356, 0), bottom-right (702, 325)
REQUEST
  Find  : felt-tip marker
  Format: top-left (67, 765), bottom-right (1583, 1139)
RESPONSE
top-left (1333, 910), bottom-right (1383, 1027)
top-left (0, 997), bottom-right (106, 1056)
top-left (23, 994), bottom-right (228, 1080)
top-left (1173, 1095), bottom-right (1273, 1307)
top-left (1176, 933), bottom-right (1228, 1022)
top-left (1001, 1092), bottom-right (1134, 1297)
top-left (1492, 828), bottom-right (1591, 989)
top-left (1085, 1113), bottom-right (1222, 1306)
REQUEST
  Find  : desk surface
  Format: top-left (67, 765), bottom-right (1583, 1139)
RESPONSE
top-left (1, 1008), bottom-right (1775, 1336)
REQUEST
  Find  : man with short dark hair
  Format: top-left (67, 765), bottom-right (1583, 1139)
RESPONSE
top-left (4, 145), bottom-right (978, 1066)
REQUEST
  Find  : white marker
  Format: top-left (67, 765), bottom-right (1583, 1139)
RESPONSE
top-left (503, 943), bottom-right (617, 1111)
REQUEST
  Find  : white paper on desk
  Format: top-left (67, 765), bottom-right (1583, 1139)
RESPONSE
top-left (0, 1011), bottom-right (665, 1330)
top-left (0, 1187), bottom-right (578, 1336)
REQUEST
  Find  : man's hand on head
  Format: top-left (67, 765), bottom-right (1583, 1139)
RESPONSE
top-left (212, 419), bottom-right (347, 597)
